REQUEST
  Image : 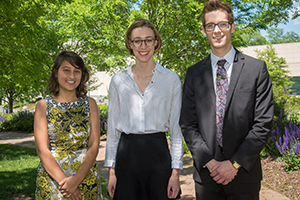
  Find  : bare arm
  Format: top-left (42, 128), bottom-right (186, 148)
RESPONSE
top-left (34, 99), bottom-right (68, 183)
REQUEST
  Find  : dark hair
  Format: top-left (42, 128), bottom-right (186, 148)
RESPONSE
top-left (125, 18), bottom-right (162, 55)
top-left (48, 51), bottom-right (90, 98)
top-left (201, 0), bottom-right (234, 26)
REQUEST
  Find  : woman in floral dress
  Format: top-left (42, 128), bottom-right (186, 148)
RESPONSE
top-left (34, 51), bottom-right (102, 200)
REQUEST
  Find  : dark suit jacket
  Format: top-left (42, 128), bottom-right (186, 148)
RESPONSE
top-left (180, 50), bottom-right (274, 183)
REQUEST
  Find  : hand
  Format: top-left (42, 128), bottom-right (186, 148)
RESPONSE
top-left (67, 189), bottom-right (82, 200)
top-left (106, 168), bottom-right (117, 198)
top-left (59, 176), bottom-right (80, 198)
top-left (209, 160), bottom-right (238, 185)
top-left (167, 169), bottom-right (180, 199)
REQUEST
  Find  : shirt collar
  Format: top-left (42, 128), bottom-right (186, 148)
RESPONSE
top-left (124, 62), bottom-right (164, 76)
top-left (211, 46), bottom-right (236, 68)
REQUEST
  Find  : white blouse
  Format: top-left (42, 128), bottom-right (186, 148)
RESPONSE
top-left (104, 62), bottom-right (183, 169)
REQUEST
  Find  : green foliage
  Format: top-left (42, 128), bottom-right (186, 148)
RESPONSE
top-left (51, 0), bottom-right (132, 74)
top-left (267, 27), bottom-right (300, 44)
top-left (182, 138), bottom-right (190, 155)
top-left (99, 104), bottom-right (108, 115)
top-left (0, 111), bottom-right (34, 133)
top-left (283, 148), bottom-right (300, 174)
top-left (13, 101), bottom-right (30, 109)
top-left (232, 0), bottom-right (299, 30)
top-left (241, 27), bottom-right (300, 47)
top-left (260, 141), bottom-right (281, 158)
top-left (138, 0), bottom-right (209, 79)
top-left (98, 104), bottom-right (108, 135)
top-left (1, 0), bottom-right (299, 107)
top-left (241, 28), bottom-right (269, 46)
top-left (255, 45), bottom-right (293, 116)
top-left (0, 0), bottom-right (72, 113)
top-left (46, 0), bottom-right (300, 81)
top-left (264, 110), bottom-right (300, 173)
top-left (0, 114), bottom-right (19, 131)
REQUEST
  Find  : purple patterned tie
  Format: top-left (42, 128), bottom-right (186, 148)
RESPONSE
top-left (216, 59), bottom-right (227, 147)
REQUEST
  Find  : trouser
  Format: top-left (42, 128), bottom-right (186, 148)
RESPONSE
top-left (114, 132), bottom-right (172, 200)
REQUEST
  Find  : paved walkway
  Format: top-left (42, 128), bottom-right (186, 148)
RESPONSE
top-left (0, 132), bottom-right (290, 200)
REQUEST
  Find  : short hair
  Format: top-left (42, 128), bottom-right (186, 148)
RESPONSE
top-left (48, 51), bottom-right (90, 98)
top-left (125, 18), bottom-right (162, 55)
top-left (201, 0), bottom-right (234, 26)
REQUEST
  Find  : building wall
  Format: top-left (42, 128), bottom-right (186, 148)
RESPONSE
top-left (88, 71), bottom-right (111, 103)
top-left (239, 42), bottom-right (300, 76)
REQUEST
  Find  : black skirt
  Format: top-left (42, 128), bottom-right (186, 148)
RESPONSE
top-left (114, 132), bottom-right (172, 200)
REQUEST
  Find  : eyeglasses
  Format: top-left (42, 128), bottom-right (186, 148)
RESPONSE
top-left (131, 38), bottom-right (155, 47)
top-left (204, 21), bottom-right (231, 32)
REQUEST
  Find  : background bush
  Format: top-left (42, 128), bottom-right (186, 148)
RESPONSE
top-left (98, 103), bottom-right (108, 135)
top-left (262, 110), bottom-right (300, 173)
top-left (0, 111), bottom-right (34, 133)
top-left (0, 104), bottom-right (108, 135)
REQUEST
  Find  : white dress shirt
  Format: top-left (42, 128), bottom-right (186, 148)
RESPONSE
top-left (104, 62), bottom-right (183, 169)
top-left (211, 46), bottom-right (236, 91)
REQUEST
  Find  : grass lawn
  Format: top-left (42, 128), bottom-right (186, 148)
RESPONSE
top-left (0, 144), bottom-right (111, 199)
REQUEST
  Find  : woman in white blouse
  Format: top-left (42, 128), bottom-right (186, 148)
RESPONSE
top-left (104, 18), bottom-right (183, 200)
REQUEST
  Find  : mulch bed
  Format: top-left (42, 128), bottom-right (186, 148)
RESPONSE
top-left (261, 156), bottom-right (300, 200)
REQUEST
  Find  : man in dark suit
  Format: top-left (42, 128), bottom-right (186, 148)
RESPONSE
top-left (179, 0), bottom-right (274, 199)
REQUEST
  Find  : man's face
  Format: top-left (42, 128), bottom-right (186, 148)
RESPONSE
top-left (202, 10), bottom-right (236, 57)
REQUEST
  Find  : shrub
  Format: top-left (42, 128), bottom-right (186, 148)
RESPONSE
top-left (0, 114), bottom-right (6, 123)
top-left (265, 110), bottom-right (300, 173)
top-left (0, 111), bottom-right (34, 133)
top-left (16, 112), bottom-right (34, 132)
top-left (98, 104), bottom-right (108, 135)
top-left (0, 114), bottom-right (6, 130)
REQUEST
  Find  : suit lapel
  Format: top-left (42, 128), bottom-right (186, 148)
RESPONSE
top-left (202, 56), bottom-right (216, 107)
top-left (225, 51), bottom-right (245, 112)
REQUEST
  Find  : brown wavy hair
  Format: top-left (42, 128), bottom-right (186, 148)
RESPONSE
top-left (48, 51), bottom-right (90, 98)
top-left (125, 18), bottom-right (162, 56)
top-left (201, 0), bottom-right (234, 26)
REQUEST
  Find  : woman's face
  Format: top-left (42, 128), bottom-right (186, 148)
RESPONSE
top-left (56, 60), bottom-right (82, 94)
top-left (130, 26), bottom-right (157, 64)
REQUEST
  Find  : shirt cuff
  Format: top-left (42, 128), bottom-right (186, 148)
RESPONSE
top-left (172, 160), bottom-right (183, 170)
top-left (104, 159), bottom-right (115, 168)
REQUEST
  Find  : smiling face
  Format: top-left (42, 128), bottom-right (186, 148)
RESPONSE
top-left (56, 60), bottom-right (82, 94)
top-left (130, 26), bottom-right (158, 65)
top-left (202, 10), bottom-right (236, 57)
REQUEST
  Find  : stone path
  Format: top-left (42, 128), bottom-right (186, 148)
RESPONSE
top-left (0, 132), bottom-right (290, 200)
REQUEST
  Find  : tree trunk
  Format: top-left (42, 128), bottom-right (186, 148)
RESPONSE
top-left (7, 89), bottom-right (14, 114)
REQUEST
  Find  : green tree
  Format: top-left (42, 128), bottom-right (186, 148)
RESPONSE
top-left (255, 45), bottom-right (294, 116)
top-left (52, 0), bottom-right (300, 80)
top-left (47, 0), bottom-right (133, 73)
top-left (240, 28), bottom-right (269, 46)
top-left (138, 0), bottom-right (209, 78)
top-left (232, 0), bottom-right (300, 30)
top-left (0, 0), bottom-right (72, 113)
top-left (267, 27), bottom-right (300, 44)
top-left (2, 0), bottom-right (300, 111)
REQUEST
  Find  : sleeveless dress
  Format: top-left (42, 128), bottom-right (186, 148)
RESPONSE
top-left (35, 95), bottom-right (102, 200)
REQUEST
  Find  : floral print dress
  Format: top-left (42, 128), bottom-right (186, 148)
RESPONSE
top-left (35, 95), bottom-right (102, 200)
